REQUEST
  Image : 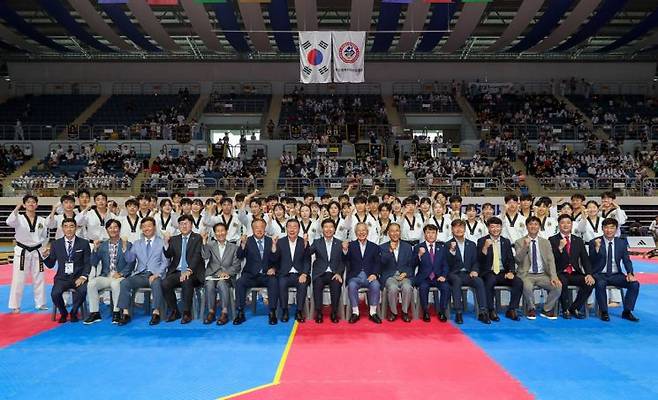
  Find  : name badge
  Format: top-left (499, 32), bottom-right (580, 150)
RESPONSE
top-left (64, 262), bottom-right (74, 274)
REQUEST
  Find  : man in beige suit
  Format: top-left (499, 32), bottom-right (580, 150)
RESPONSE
top-left (514, 216), bottom-right (561, 320)
top-left (202, 223), bottom-right (242, 325)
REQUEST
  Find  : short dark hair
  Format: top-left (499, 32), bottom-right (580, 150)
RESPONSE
top-left (93, 192), bottom-right (107, 200)
top-left (353, 196), bottom-right (367, 205)
top-left (420, 197), bottom-right (432, 206)
top-left (140, 217), bottom-right (156, 226)
top-left (321, 218), bottom-right (336, 229)
top-left (525, 216), bottom-right (541, 225)
top-left (125, 198), bottom-right (138, 207)
top-left (60, 194), bottom-right (75, 203)
top-left (159, 198), bottom-right (173, 208)
top-left (487, 216), bottom-right (503, 226)
top-left (557, 214), bottom-right (573, 223)
top-left (105, 219), bottom-right (121, 229)
top-left (504, 194), bottom-right (519, 203)
top-left (602, 218), bottom-right (618, 228)
top-left (213, 222), bottom-right (228, 232)
top-left (586, 200), bottom-right (599, 208)
top-left (378, 203), bottom-right (391, 212)
top-left (449, 195), bottom-right (462, 203)
top-left (423, 224), bottom-right (438, 232)
top-left (22, 194), bottom-right (38, 203)
top-left (570, 193), bottom-right (586, 201)
top-left (601, 191), bottom-right (616, 200)
top-left (77, 189), bottom-right (90, 197)
top-left (451, 219), bottom-right (465, 227)
top-left (178, 214), bottom-right (194, 224)
top-left (535, 197), bottom-right (552, 208)
top-left (520, 194), bottom-right (533, 202)
top-left (221, 198), bottom-right (233, 205)
top-left (180, 197), bottom-right (192, 205)
top-left (62, 217), bottom-right (77, 226)
top-left (465, 204), bottom-right (477, 212)
top-left (286, 218), bottom-right (300, 228)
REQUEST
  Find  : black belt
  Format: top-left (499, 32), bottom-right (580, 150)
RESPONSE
top-left (16, 242), bottom-right (44, 272)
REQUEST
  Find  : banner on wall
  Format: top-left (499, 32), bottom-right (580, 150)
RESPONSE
top-left (331, 31), bottom-right (365, 83)
top-left (299, 31), bottom-right (332, 84)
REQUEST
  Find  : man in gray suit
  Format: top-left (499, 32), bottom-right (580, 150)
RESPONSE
top-left (202, 222), bottom-right (242, 325)
top-left (514, 216), bottom-right (562, 320)
top-left (380, 223), bottom-right (414, 322)
top-left (309, 219), bottom-right (345, 323)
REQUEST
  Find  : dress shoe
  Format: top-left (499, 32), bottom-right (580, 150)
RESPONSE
top-left (295, 310), bottom-right (305, 323)
top-left (315, 311), bottom-right (323, 324)
top-left (330, 311), bottom-right (339, 323)
top-left (621, 311), bottom-right (639, 322)
top-left (83, 312), bottom-right (102, 325)
top-left (540, 310), bottom-right (558, 320)
top-left (181, 312), bottom-right (192, 324)
top-left (422, 311), bottom-right (431, 322)
top-left (233, 310), bottom-right (246, 325)
top-left (36, 305), bottom-right (49, 311)
top-left (478, 312), bottom-right (491, 324)
top-left (118, 314), bottom-right (131, 326)
top-left (455, 312), bottom-right (464, 324)
top-left (69, 313), bottom-right (79, 323)
top-left (438, 311), bottom-right (447, 323)
top-left (348, 313), bottom-right (360, 324)
top-left (281, 309), bottom-right (289, 323)
top-left (505, 309), bottom-right (520, 321)
top-left (204, 312), bottom-right (216, 325)
top-left (166, 310), bottom-right (181, 323)
top-left (489, 310), bottom-right (500, 322)
top-left (58, 313), bottom-right (68, 324)
top-left (562, 310), bottom-right (572, 320)
top-left (387, 313), bottom-right (398, 322)
top-left (217, 312), bottom-right (229, 326)
top-left (600, 312), bottom-right (610, 322)
top-left (149, 313), bottom-right (161, 326)
top-left (526, 309), bottom-right (537, 320)
top-left (572, 309), bottom-right (586, 320)
top-left (369, 314), bottom-right (382, 324)
top-left (111, 312), bottom-right (121, 324)
top-left (402, 312), bottom-right (411, 323)
top-left (268, 310), bottom-right (278, 325)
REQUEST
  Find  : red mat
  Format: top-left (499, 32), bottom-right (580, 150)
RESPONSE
top-left (0, 264), bottom-right (55, 285)
top-left (0, 313), bottom-right (59, 349)
top-left (636, 273), bottom-right (658, 285)
top-left (230, 321), bottom-right (533, 400)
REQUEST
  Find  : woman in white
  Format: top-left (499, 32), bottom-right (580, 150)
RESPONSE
top-left (428, 201), bottom-right (452, 243)
top-left (535, 198), bottom-right (558, 239)
top-left (190, 199), bottom-right (206, 235)
top-left (266, 203), bottom-right (288, 239)
top-left (577, 201), bottom-right (604, 244)
top-left (298, 204), bottom-right (320, 242)
top-left (377, 203), bottom-right (393, 244)
top-left (463, 205), bottom-right (487, 243)
top-left (155, 198), bottom-right (179, 238)
top-left (328, 201), bottom-right (350, 241)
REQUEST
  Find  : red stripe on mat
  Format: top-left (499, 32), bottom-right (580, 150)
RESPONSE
top-left (0, 313), bottom-right (59, 349)
top-left (232, 321), bottom-right (533, 400)
top-left (0, 264), bottom-right (55, 285)
top-left (636, 273), bottom-right (658, 285)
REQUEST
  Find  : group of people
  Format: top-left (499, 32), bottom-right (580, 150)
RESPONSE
top-left (6, 188), bottom-right (640, 328)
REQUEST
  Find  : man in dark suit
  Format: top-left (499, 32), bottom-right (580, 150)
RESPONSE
top-left (380, 223), bottom-right (414, 322)
top-left (309, 219), bottom-right (345, 323)
top-left (343, 222), bottom-right (382, 324)
top-left (477, 217), bottom-right (523, 322)
top-left (234, 219), bottom-right (279, 325)
top-left (272, 219), bottom-right (311, 323)
top-left (162, 214), bottom-right (205, 324)
top-left (414, 224), bottom-right (450, 322)
top-left (43, 218), bottom-right (91, 323)
top-left (446, 220), bottom-right (489, 324)
top-left (550, 214), bottom-right (594, 319)
top-left (589, 218), bottom-right (640, 322)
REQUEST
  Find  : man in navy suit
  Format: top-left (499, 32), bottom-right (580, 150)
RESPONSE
top-left (446, 220), bottom-right (489, 324)
top-left (380, 223), bottom-right (414, 322)
top-left (415, 224), bottom-right (450, 322)
top-left (309, 219), bottom-right (345, 323)
top-left (477, 217), bottom-right (523, 322)
top-left (234, 219), bottom-right (279, 325)
top-left (589, 218), bottom-right (640, 322)
top-left (343, 222), bottom-right (382, 324)
top-left (43, 218), bottom-right (91, 323)
top-left (272, 219), bottom-right (311, 323)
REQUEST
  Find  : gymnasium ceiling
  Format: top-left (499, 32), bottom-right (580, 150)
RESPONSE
top-left (0, 0), bottom-right (657, 61)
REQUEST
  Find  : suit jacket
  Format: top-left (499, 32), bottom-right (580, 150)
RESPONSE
top-left (413, 241), bottom-right (448, 284)
top-left (379, 240), bottom-right (415, 284)
top-left (588, 236), bottom-right (633, 275)
top-left (476, 235), bottom-right (515, 275)
top-left (272, 236), bottom-right (311, 276)
top-left (91, 240), bottom-right (134, 277)
top-left (549, 233), bottom-right (592, 275)
top-left (309, 237), bottom-right (345, 279)
top-left (236, 235), bottom-right (275, 276)
top-left (445, 238), bottom-right (480, 274)
top-left (124, 236), bottom-right (168, 277)
top-left (345, 240), bottom-right (381, 280)
top-left (44, 236), bottom-right (91, 280)
top-left (164, 232), bottom-right (204, 278)
top-left (514, 236), bottom-right (557, 280)
top-left (202, 240), bottom-right (241, 279)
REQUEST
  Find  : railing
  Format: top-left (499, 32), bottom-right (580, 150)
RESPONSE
top-left (3, 142), bottom-right (33, 153)
top-left (413, 177), bottom-right (503, 196)
top-left (276, 177), bottom-right (398, 196)
top-left (7, 177), bottom-right (132, 196)
top-left (481, 124), bottom-right (588, 141)
top-left (396, 101), bottom-right (461, 114)
top-left (537, 177), bottom-right (647, 195)
top-left (48, 141), bottom-right (152, 157)
top-left (282, 142), bottom-right (350, 158)
top-left (205, 98), bottom-right (269, 114)
top-left (141, 176), bottom-right (265, 195)
top-left (276, 124), bottom-right (347, 140)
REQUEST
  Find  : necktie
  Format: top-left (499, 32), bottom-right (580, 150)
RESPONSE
top-left (146, 239), bottom-right (152, 258)
top-left (66, 240), bottom-right (73, 261)
top-left (531, 240), bottom-right (539, 273)
top-left (428, 244), bottom-right (436, 280)
top-left (606, 241), bottom-right (613, 274)
top-left (180, 236), bottom-right (188, 271)
top-left (492, 240), bottom-right (501, 275)
top-left (564, 236), bottom-right (574, 274)
top-left (257, 239), bottom-right (264, 259)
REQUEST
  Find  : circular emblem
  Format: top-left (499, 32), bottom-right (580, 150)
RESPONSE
top-left (307, 49), bottom-right (324, 66)
top-left (338, 41), bottom-right (360, 64)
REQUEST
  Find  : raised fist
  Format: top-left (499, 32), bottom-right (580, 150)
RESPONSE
top-left (342, 241), bottom-right (349, 252)
top-left (418, 247), bottom-right (426, 257)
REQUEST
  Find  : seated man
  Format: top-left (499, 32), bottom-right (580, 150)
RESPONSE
top-left (380, 223), bottom-right (414, 322)
top-left (589, 218), bottom-right (640, 322)
top-left (309, 219), bottom-right (345, 324)
top-left (43, 218), bottom-right (91, 323)
top-left (344, 222), bottom-right (382, 324)
top-left (233, 219), bottom-right (279, 325)
top-left (84, 219), bottom-right (135, 325)
top-left (445, 219), bottom-right (489, 324)
top-left (414, 224), bottom-right (450, 322)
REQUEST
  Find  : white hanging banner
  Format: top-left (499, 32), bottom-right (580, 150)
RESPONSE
top-left (332, 31), bottom-right (365, 83)
top-left (299, 31), bottom-right (332, 84)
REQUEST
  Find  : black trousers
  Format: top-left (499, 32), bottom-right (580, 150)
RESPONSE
top-left (278, 273), bottom-right (309, 311)
top-left (312, 272), bottom-right (342, 313)
top-left (482, 272), bottom-right (523, 311)
top-left (52, 278), bottom-right (87, 316)
top-left (557, 272), bottom-right (594, 312)
top-left (162, 271), bottom-right (203, 314)
top-left (236, 273), bottom-right (278, 311)
top-left (447, 271), bottom-right (486, 312)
